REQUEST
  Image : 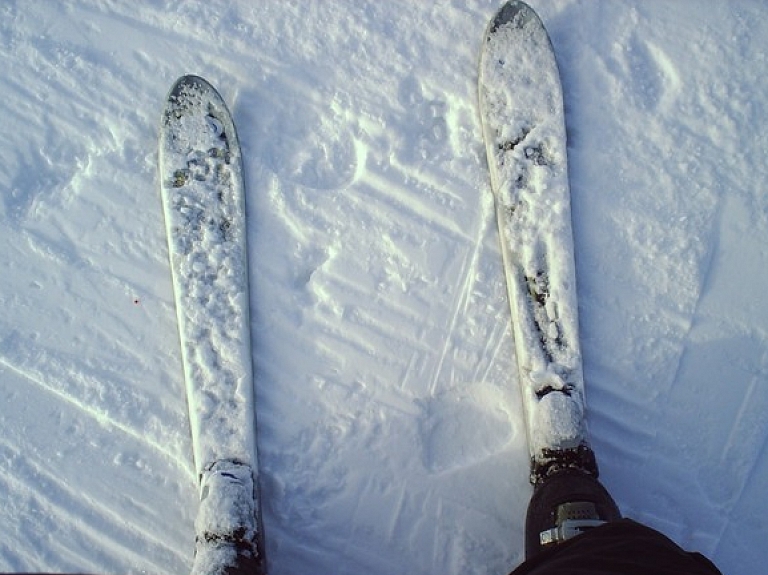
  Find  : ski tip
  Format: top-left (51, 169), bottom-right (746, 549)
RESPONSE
top-left (162, 73), bottom-right (235, 139)
top-left (159, 72), bottom-right (242, 177)
top-left (489, 1), bottom-right (542, 35)
top-left (167, 74), bottom-right (217, 101)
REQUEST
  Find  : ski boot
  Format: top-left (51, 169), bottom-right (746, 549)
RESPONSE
top-left (191, 459), bottom-right (264, 575)
top-left (525, 467), bottom-right (621, 559)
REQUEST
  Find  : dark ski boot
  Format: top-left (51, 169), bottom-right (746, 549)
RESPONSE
top-left (525, 468), bottom-right (621, 559)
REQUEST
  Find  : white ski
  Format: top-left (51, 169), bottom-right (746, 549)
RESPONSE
top-left (159, 75), bottom-right (264, 574)
top-left (479, 2), bottom-right (598, 484)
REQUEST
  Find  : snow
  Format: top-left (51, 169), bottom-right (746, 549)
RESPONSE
top-left (0, 1), bottom-right (766, 574)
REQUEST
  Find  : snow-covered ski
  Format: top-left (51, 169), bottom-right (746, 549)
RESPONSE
top-left (479, 1), bottom-right (598, 485)
top-left (159, 75), bottom-right (265, 575)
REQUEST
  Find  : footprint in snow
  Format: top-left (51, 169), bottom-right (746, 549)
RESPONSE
top-left (257, 92), bottom-right (360, 190)
top-left (395, 75), bottom-right (450, 163)
top-left (623, 34), bottom-right (682, 113)
top-left (419, 383), bottom-right (517, 473)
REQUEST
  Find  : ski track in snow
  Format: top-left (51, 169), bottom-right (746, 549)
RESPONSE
top-left (1, 1), bottom-right (767, 574)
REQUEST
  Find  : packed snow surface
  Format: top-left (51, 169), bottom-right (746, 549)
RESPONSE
top-left (1, 1), bottom-right (767, 574)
